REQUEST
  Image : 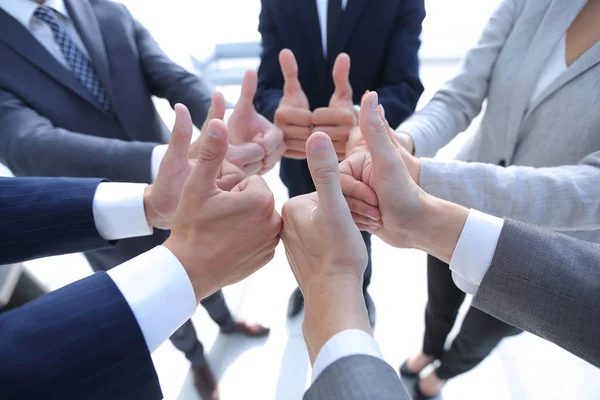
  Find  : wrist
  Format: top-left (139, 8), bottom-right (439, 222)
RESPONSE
top-left (143, 184), bottom-right (159, 228)
top-left (397, 131), bottom-right (415, 155)
top-left (163, 238), bottom-right (211, 304)
top-left (302, 273), bottom-right (370, 364)
top-left (410, 195), bottom-right (469, 263)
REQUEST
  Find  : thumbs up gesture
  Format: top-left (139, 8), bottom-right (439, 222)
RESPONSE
top-left (311, 53), bottom-right (358, 160)
top-left (274, 49), bottom-right (313, 159)
top-left (281, 132), bottom-right (370, 361)
top-left (228, 70), bottom-right (286, 174)
top-left (164, 118), bottom-right (282, 303)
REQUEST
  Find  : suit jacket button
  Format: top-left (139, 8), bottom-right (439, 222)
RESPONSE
top-left (498, 159), bottom-right (506, 167)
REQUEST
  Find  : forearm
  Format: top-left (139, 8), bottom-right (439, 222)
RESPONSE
top-left (1, 127), bottom-right (156, 183)
top-left (302, 275), bottom-right (371, 365)
top-left (419, 158), bottom-right (600, 231)
top-left (472, 219), bottom-right (600, 368)
top-left (409, 195), bottom-right (470, 264)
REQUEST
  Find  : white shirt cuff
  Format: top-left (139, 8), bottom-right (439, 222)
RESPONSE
top-left (449, 209), bottom-right (504, 295)
top-left (151, 145), bottom-right (169, 183)
top-left (311, 329), bottom-right (383, 382)
top-left (107, 246), bottom-right (197, 353)
top-left (92, 182), bottom-right (153, 241)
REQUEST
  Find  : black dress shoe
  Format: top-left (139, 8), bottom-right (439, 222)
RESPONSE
top-left (399, 361), bottom-right (420, 378)
top-left (287, 287), bottom-right (304, 318)
top-left (364, 291), bottom-right (376, 329)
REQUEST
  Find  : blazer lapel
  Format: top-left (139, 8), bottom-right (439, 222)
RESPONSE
top-left (504, 0), bottom-right (586, 162)
top-left (328, 0), bottom-right (369, 61)
top-left (525, 42), bottom-right (600, 119)
top-left (65, 0), bottom-right (114, 103)
top-left (0, 9), bottom-right (102, 110)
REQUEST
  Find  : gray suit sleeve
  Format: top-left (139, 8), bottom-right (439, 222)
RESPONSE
top-left (131, 12), bottom-right (213, 128)
top-left (397, 0), bottom-right (523, 157)
top-left (472, 219), bottom-right (600, 368)
top-left (418, 151), bottom-right (600, 231)
top-left (0, 89), bottom-right (157, 183)
top-left (304, 355), bottom-right (411, 400)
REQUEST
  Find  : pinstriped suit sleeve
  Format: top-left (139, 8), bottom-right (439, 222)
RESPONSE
top-left (0, 271), bottom-right (162, 400)
top-left (473, 219), bottom-right (600, 368)
top-left (0, 177), bottom-right (111, 264)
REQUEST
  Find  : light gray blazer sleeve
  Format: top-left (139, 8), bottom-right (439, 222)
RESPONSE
top-left (304, 355), bottom-right (411, 400)
top-left (472, 219), bottom-right (600, 368)
top-left (419, 151), bottom-right (600, 231)
top-left (397, 0), bottom-right (523, 157)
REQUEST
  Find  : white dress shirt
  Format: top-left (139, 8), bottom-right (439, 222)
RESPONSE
top-left (0, 0), bottom-right (90, 66)
top-left (529, 35), bottom-right (567, 108)
top-left (93, 182), bottom-right (197, 353)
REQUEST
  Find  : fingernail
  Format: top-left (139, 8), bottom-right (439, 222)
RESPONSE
top-left (208, 127), bottom-right (221, 139)
top-left (369, 92), bottom-right (378, 110)
top-left (308, 135), bottom-right (330, 154)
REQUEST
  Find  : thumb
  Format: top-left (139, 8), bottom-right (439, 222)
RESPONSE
top-left (207, 91), bottom-right (226, 123)
top-left (279, 49), bottom-right (303, 98)
top-left (331, 53), bottom-right (353, 105)
top-left (165, 104), bottom-right (193, 159)
top-left (306, 132), bottom-right (349, 214)
top-left (236, 70), bottom-right (258, 112)
top-left (189, 119), bottom-right (230, 196)
top-left (359, 91), bottom-right (400, 172)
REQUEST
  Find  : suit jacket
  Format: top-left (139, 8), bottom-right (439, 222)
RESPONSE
top-left (398, 0), bottom-right (600, 243)
top-left (0, 272), bottom-right (161, 400)
top-left (305, 355), bottom-right (410, 400)
top-left (255, 0), bottom-right (424, 195)
top-left (0, 177), bottom-right (161, 399)
top-left (473, 219), bottom-right (600, 368)
top-left (0, 0), bottom-right (213, 270)
top-left (0, 177), bottom-right (111, 265)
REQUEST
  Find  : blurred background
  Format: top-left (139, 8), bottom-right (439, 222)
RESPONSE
top-left (3, 0), bottom-right (599, 399)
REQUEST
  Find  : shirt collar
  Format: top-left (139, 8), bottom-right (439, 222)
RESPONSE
top-left (0, 0), bottom-right (69, 28)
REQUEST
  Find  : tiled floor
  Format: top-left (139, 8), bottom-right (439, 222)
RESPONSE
top-left (13, 0), bottom-right (600, 399)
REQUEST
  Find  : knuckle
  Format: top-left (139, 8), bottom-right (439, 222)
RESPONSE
top-left (312, 165), bottom-right (339, 183)
top-left (199, 146), bottom-right (220, 163)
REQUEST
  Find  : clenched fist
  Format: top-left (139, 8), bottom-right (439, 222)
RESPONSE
top-left (165, 119), bottom-right (282, 303)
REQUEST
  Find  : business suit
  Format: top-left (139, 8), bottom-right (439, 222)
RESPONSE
top-left (0, 0), bottom-right (232, 371)
top-left (305, 355), bottom-right (411, 400)
top-left (0, 177), bottom-right (160, 399)
top-left (397, 0), bottom-right (600, 378)
top-left (255, 0), bottom-right (424, 297)
top-left (0, 177), bottom-right (110, 265)
top-left (473, 219), bottom-right (600, 368)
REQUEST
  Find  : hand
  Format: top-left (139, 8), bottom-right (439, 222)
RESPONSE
top-left (143, 104), bottom-right (196, 230)
top-left (229, 70), bottom-right (286, 174)
top-left (340, 92), bottom-right (425, 248)
top-left (164, 119), bottom-right (282, 303)
top-left (281, 132), bottom-right (370, 363)
top-left (191, 91), bottom-right (266, 176)
top-left (312, 53), bottom-right (358, 159)
top-left (274, 49), bottom-right (312, 159)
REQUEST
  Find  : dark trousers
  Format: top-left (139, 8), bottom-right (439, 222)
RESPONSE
top-left (280, 158), bottom-right (373, 290)
top-left (87, 252), bottom-right (235, 369)
top-left (423, 255), bottom-right (521, 379)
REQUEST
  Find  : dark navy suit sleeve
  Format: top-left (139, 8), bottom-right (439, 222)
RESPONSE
top-left (0, 177), bottom-right (112, 264)
top-left (0, 272), bottom-right (162, 400)
top-left (255, 0), bottom-right (285, 122)
top-left (374, 0), bottom-right (425, 128)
